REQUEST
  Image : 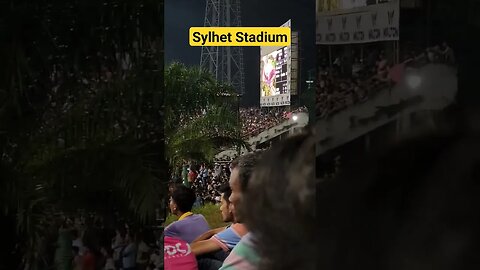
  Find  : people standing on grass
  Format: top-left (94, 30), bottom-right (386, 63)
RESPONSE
top-left (182, 164), bottom-right (190, 188)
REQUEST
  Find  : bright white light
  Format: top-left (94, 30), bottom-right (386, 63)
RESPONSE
top-left (406, 74), bottom-right (422, 89)
top-left (292, 115), bottom-right (298, 121)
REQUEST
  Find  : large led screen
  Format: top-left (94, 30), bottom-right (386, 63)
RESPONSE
top-left (260, 20), bottom-right (291, 107)
top-left (260, 47), bottom-right (289, 97)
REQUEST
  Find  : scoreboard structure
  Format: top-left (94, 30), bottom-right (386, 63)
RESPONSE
top-left (260, 20), bottom-right (295, 107)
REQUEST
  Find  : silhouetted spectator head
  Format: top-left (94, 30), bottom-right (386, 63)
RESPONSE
top-left (229, 152), bottom-right (262, 222)
top-left (241, 133), bottom-right (316, 270)
top-left (169, 185), bottom-right (196, 216)
top-left (320, 128), bottom-right (480, 269)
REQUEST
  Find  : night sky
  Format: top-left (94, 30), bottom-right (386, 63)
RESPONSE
top-left (165, 0), bottom-right (315, 106)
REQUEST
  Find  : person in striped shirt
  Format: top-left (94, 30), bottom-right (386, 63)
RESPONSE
top-left (219, 152), bottom-right (263, 270)
top-left (218, 232), bottom-right (259, 270)
top-left (191, 184), bottom-right (248, 254)
top-left (191, 184), bottom-right (248, 270)
top-left (221, 133), bottom-right (316, 270)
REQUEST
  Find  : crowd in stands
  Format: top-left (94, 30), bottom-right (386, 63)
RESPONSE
top-left (164, 115), bottom-right (480, 270)
top-left (172, 163), bottom-right (232, 207)
top-left (164, 133), bottom-right (316, 270)
top-left (51, 212), bottom-right (163, 270)
top-left (316, 42), bottom-right (456, 119)
top-left (240, 106), bottom-right (308, 138)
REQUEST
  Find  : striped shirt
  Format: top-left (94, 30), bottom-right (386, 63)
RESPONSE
top-left (212, 223), bottom-right (248, 252)
top-left (219, 233), bottom-right (260, 270)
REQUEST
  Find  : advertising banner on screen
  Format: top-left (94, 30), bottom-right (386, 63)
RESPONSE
top-left (316, 0), bottom-right (399, 45)
top-left (260, 20), bottom-right (291, 107)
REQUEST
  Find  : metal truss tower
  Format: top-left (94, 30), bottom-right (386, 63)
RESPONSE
top-left (201, 0), bottom-right (245, 94)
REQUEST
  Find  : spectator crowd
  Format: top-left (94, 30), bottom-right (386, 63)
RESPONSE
top-left (164, 116), bottom-right (480, 270)
top-left (172, 162), bottom-right (232, 206)
top-left (240, 106), bottom-right (308, 138)
top-left (316, 42), bottom-right (456, 119)
top-left (50, 212), bottom-right (164, 270)
top-left (164, 132), bottom-right (316, 270)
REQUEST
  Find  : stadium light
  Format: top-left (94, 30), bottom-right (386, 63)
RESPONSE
top-left (292, 115), bottom-right (298, 122)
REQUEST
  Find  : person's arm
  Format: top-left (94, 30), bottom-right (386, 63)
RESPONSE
top-left (191, 239), bottom-right (221, 256)
top-left (194, 225), bottom-right (244, 256)
top-left (192, 227), bottom-right (226, 243)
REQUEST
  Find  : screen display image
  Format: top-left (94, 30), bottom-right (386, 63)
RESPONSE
top-left (260, 46), bottom-right (289, 97)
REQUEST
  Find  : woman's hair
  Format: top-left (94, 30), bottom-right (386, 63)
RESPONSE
top-left (242, 132), bottom-right (316, 270)
top-left (319, 128), bottom-right (480, 270)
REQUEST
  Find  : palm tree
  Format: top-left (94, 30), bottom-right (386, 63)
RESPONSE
top-left (164, 62), bottom-right (246, 167)
top-left (0, 1), bottom-right (165, 268)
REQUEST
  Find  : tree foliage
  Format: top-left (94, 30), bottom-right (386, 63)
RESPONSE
top-left (164, 62), bottom-right (246, 166)
top-left (0, 1), bottom-right (164, 268)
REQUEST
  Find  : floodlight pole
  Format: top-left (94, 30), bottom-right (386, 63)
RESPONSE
top-left (201, 0), bottom-right (245, 95)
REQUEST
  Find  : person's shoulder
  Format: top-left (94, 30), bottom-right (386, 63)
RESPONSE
top-left (219, 235), bottom-right (260, 270)
top-left (237, 233), bottom-right (257, 248)
top-left (179, 214), bottom-right (208, 229)
top-left (192, 213), bottom-right (208, 222)
top-left (164, 221), bottom-right (178, 234)
top-left (230, 223), bottom-right (248, 237)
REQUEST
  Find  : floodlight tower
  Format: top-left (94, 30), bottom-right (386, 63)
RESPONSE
top-left (201, 0), bottom-right (245, 95)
